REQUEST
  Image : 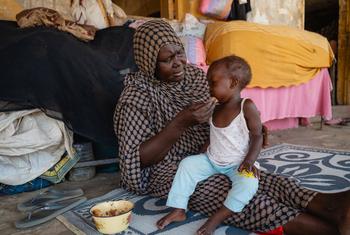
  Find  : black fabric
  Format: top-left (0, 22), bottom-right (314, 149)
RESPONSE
top-left (227, 0), bottom-right (251, 21)
top-left (0, 20), bottom-right (137, 145)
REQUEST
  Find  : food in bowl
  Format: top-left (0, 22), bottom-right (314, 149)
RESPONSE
top-left (92, 207), bottom-right (130, 217)
top-left (90, 200), bottom-right (134, 234)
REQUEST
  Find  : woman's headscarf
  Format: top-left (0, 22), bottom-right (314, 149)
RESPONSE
top-left (117, 19), bottom-right (210, 130)
top-left (133, 19), bottom-right (183, 78)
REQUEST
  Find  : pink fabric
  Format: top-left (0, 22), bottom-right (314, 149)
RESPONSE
top-left (264, 118), bottom-right (299, 130)
top-left (241, 68), bottom-right (332, 130)
top-left (199, 0), bottom-right (233, 20)
top-left (181, 36), bottom-right (206, 66)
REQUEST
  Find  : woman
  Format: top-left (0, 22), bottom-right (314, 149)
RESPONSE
top-left (114, 19), bottom-right (349, 235)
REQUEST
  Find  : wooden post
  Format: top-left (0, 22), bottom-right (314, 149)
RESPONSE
top-left (174, 0), bottom-right (185, 21)
top-left (160, 0), bottom-right (174, 19)
top-left (337, 0), bottom-right (350, 104)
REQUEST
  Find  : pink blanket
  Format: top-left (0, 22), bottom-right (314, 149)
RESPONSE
top-left (242, 68), bottom-right (332, 130)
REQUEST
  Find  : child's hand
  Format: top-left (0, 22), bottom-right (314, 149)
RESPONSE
top-left (238, 160), bottom-right (260, 179)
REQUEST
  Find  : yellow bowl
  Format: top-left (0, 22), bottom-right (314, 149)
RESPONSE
top-left (90, 200), bottom-right (134, 234)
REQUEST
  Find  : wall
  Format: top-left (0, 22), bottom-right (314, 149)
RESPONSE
top-left (247, 0), bottom-right (305, 29)
top-left (112, 0), bottom-right (160, 17)
top-left (0, 0), bottom-right (23, 21)
top-left (337, 0), bottom-right (350, 104)
top-left (165, 0), bottom-right (304, 29)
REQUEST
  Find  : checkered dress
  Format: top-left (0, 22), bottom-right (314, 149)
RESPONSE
top-left (114, 20), bottom-right (317, 232)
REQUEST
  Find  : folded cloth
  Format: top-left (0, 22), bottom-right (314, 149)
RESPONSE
top-left (16, 7), bottom-right (96, 42)
top-left (40, 150), bottom-right (80, 184)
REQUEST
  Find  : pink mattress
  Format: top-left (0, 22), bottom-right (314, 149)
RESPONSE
top-left (241, 68), bottom-right (332, 130)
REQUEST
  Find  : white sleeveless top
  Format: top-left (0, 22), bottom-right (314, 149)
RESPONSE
top-left (207, 98), bottom-right (252, 166)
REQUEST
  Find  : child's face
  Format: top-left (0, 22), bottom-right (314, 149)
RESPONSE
top-left (207, 67), bottom-right (237, 103)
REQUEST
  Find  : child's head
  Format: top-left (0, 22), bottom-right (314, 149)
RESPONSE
top-left (207, 55), bottom-right (252, 102)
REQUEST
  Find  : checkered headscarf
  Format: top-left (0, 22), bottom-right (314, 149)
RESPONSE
top-left (133, 19), bottom-right (183, 77)
top-left (117, 19), bottom-right (210, 132)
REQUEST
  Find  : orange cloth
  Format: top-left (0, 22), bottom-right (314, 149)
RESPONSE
top-left (205, 21), bottom-right (334, 88)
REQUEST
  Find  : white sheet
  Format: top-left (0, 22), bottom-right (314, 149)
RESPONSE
top-left (0, 109), bottom-right (73, 185)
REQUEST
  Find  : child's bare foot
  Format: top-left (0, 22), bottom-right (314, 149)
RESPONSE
top-left (197, 217), bottom-right (222, 235)
top-left (156, 208), bottom-right (186, 230)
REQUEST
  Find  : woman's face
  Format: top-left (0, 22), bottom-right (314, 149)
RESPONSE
top-left (155, 44), bottom-right (187, 83)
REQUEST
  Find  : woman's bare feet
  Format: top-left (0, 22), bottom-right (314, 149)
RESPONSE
top-left (309, 191), bottom-right (350, 235)
top-left (156, 208), bottom-right (186, 229)
top-left (197, 206), bottom-right (233, 235)
top-left (197, 217), bottom-right (222, 235)
top-left (339, 197), bottom-right (350, 235)
top-left (339, 211), bottom-right (350, 235)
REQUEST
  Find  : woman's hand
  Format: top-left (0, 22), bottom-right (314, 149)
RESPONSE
top-left (175, 99), bottom-right (216, 129)
top-left (138, 99), bottom-right (215, 168)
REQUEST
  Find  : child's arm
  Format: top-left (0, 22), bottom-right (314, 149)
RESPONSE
top-left (238, 99), bottom-right (263, 178)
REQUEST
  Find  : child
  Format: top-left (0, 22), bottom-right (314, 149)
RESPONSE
top-left (157, 55), bottom-right (263, 235)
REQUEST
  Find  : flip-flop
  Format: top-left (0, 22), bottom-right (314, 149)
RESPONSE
top-left (17, 188), bottom-right (84, 212)
top-left (325, 118), bottom-right (344, 126)
top-left (15, 196), bottom-right (87, 229)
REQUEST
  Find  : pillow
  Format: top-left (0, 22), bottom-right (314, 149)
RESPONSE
top-left (199, 0), bottom-right (233, 20)
top-left (0, 0), bottom-right (23, 21)
top-left (180, 36), bottom-right (206, 66)
top-left (168, 14), bottom-right (207, 66)
top-left (169, 13), bottom-right (207, 39)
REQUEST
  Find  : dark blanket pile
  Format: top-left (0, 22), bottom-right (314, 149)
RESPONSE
top-left (0, 20), bottom-right (137, 145)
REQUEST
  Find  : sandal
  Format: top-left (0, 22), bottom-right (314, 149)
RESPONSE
top-left (15, 196), bottom-right (87, 229)
top-left (17, 188), bottom-right (84, 212)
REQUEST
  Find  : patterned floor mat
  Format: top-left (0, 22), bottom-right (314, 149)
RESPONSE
top-left (59, 144), bottom-right (350, 234)
top-left (258, 144), bottom-right (350, 193)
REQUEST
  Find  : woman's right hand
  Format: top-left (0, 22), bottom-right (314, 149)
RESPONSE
top-left (175, 99), bottom-right (216, 128)
top-left (139, 99), bottom-right (215, 168)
